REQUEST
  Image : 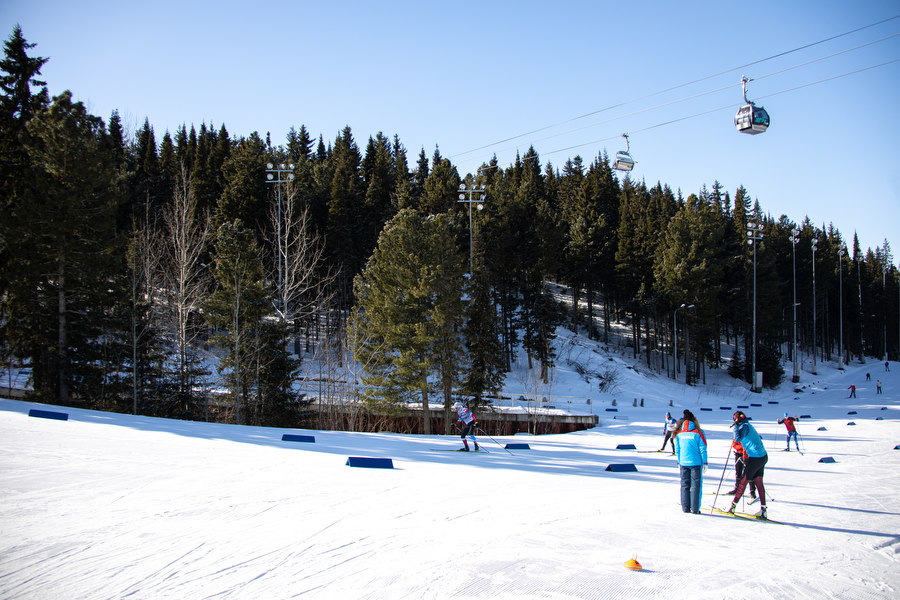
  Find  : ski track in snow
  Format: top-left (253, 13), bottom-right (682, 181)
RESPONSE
top-left (1, 358), bottom-right (899, 599)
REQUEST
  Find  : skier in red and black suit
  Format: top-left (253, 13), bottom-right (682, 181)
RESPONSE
top-left (724, 440), bottom-right (756, 500)
top-left (777, 413), bottom-right (800, 452)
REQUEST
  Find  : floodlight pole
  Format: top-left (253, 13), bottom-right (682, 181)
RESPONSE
top-left (839, 243), bottom-right (847, 369)
top-left (684, 304), bottom-right (695, 385)
top-left (884, 263), bottom-right (888, 361)
top-left (857, 254), bottom-right (864, 363)
top-left (674, 304), bottom-right (685, 378)
top-left (790, 229), bottom-right (800, 383)
top-left (747, 221), bottom-right (764, 391)
top-left (457, 183), bottom-right (486, 273)
top-left (266, 162), bottom-right (295, 316)
top-left (811, 239), bottom-right (818, 375)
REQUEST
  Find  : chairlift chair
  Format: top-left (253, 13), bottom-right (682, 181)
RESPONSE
top-left (613, 134), bottom-right (635, 171)
top-left (734, 76), bottom-right (769, 135)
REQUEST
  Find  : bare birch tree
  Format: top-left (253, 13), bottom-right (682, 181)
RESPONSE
top-left (127, 192), bottom-right (160, 414)
top-left (267, 185), bottom-right (330, 333)
top-left (266, 184), bottom-right (336, 418)
top-left (156, 168), bottom-right (210, 412)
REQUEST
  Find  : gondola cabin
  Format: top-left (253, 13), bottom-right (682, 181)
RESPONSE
top-left (613, 133), bottom-right (635, 171)
top-left (613, 151), bottom-right (634, 171)
top-left (734, 103), bottom-right (769, 134)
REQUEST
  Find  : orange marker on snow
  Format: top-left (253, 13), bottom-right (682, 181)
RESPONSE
top-left (624, 555), bottom-right (642, 571)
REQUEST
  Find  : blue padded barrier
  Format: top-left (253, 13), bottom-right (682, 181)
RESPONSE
top-left (605, 463), bottom-right (637, 472)
top-left (28, 409), bottom-right (68, 421)
top-left (346, 457), bottom-right (393, 469)
top-left (282, 434), bottom-right (315, 443)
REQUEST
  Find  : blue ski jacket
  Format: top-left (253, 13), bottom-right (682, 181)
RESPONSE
top-left (733, 419), bottom-right (767, 457)
top-left (674, 420), bottom-right (708, 467)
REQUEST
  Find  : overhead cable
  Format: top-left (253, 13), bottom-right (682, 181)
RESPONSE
top-left (450, 14), bottom-right (900, 162)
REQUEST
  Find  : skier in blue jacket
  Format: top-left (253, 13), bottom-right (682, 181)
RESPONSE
top-left (674, 409), bottom-right (708, 514)
top-left (728, 411), bottom-right (768, 519)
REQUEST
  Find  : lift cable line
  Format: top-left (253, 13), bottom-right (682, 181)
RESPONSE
top-left (534, 57), bottom-right (900, 161)
top-left (494, 32), bottom-right (899, 152)
top-left (475, 55), bottom-right (899, 171)
top-left (640, 14), bottom-right (900, 104)
top-left (475, 56), bottom-right (900, 170)
top-left (449, 14), bottom-right (900, 162)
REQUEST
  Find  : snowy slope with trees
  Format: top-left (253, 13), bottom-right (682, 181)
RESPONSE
top-left (2, 355), bottom-right (898, 600)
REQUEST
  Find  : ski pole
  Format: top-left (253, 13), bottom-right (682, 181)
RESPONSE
top-left (477, 426), bottom-right (514, 455)
top-left (710, 445), bottom-right (733, 514)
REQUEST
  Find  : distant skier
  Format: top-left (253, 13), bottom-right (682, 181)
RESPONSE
top-left (848, 384), bottom-right (856, 398)
top-left (674, 409), bottom-right (708, 514)
top-left (659, 411), bottom-right (677, 453)
top-left (876, 379), bottom-right (882, 394)
top-left (723, 440), bottom-right (757, 500)
top-left (728, 411), bottom-right (768, 520)
top-left (886, 361), bottom-right (891, 372)
top-left (777, 413), bottom-right (800, 452)
top-left (455, 402), bottom-right (479, 452)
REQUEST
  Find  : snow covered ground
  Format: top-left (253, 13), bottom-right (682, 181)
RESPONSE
top-left (1, 352), bottom-right (898, 599)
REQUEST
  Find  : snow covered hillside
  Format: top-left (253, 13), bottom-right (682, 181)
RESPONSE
top-left (1, 354), bottom-right (898, 599)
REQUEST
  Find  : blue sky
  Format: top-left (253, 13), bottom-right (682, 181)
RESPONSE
top-left (2, 0), bottom-right (898, 256)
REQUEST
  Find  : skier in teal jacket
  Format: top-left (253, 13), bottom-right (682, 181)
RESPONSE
top-left (729, 411), bottom-right (769, 519)
top-left (674, 409), bottom-right (708, 514)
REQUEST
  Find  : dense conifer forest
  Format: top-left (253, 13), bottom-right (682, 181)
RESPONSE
top-left (1, 26), bottom-right (897, 430)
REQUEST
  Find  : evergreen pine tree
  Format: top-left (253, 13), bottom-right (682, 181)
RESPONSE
top-left (0, 25), bottom-right (48, 138)
top-left (461, 249), bottom-right (505, 411)
top-left (584, 151), bottom-right (620, 342)
top-left (215, 132), bottom-right (267, 235)
top-left (390, 134), bottom-right (414, 211)
top-left (421, 148), bottom-right (459, 215)
top-left (360, 132), bottom-right (395, 259)
top-left (204, 219), bottom-right (271, 424)
top-left (0, 25), bottom-right (49, 344)
top-left (727, 343), bottom-right (745, 379)
top-left (654, 192), bottom-right (726, 383)
top-left (326, 126), bottom-right (364, 307)
top-left (10, 91), bottom-right (120, 404)
top-left (349, 209), bottom-right (466, 434)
